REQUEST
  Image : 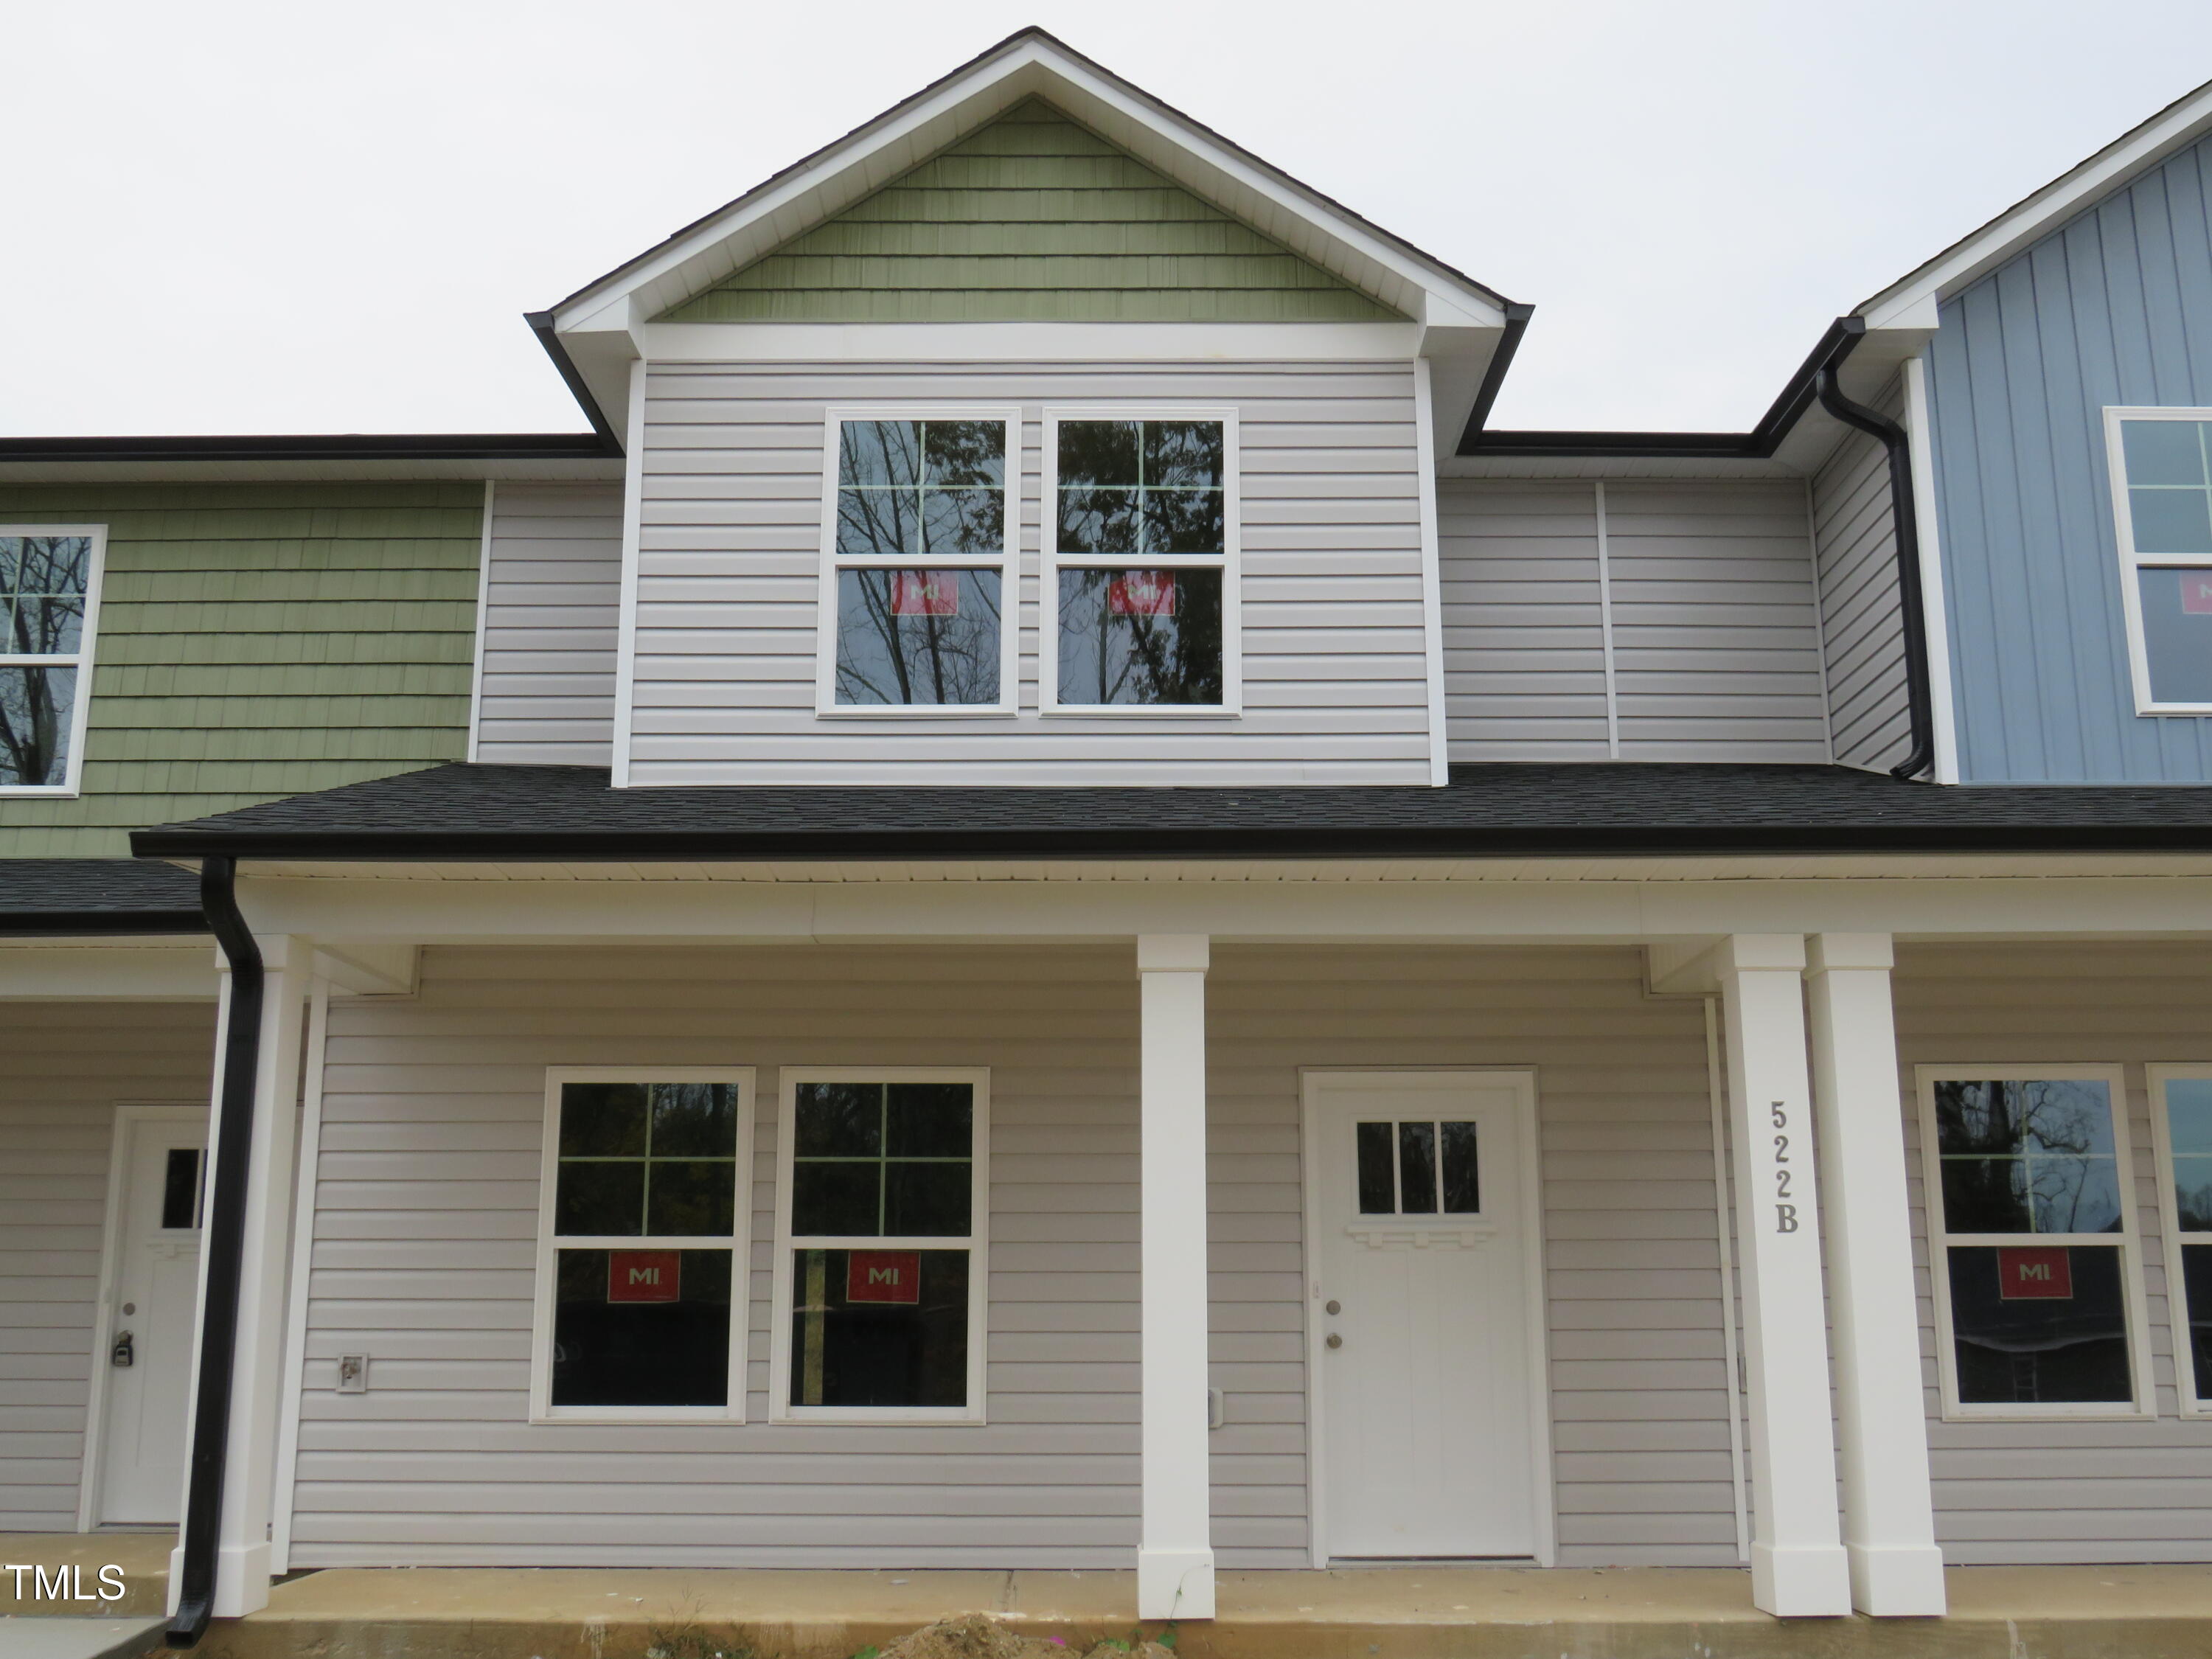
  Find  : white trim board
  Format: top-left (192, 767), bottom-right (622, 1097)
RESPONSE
top-left (1296, 1067), bottom-right (1554, 1568)
top-left (465, 481), bottom-right (495, 763)
top-left (76, 1102), bottom-right (208, 1533)
top-left (1863, 79), bottom-right (2212, 330)
top-left (268, 976), bottom-right (330, 1573)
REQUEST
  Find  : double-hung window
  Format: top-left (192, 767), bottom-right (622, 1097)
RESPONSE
top-left (0, 526), bottom-right (105, 793)
top-left (2149, 1066), bottom-right (2212, 1415)
top-left (1044, 410), bottom-right (1237, 712)
top-left (771, 1069), bottom-right (988, 1422)
top-left (532, 1069), bottom-right (754, 1422)
top-left (2107, 409), bottom-right (2212, 712)
top-left (818, 411), bottom-right (1018, 713)
top-left (1916, 1065), bottom-right (2152, 1417)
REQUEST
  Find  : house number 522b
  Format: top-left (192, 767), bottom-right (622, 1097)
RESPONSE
top-left (1770, 1101), bottom-right (1798, 1233)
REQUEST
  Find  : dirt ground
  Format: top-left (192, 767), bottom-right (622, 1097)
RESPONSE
top-left (876, 1613), bottom-right (1175, 1659)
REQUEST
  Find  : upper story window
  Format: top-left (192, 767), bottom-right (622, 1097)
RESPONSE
top-left (1, 527), bottom-right (105, 793)
top-left (2107, 411), bottom-right (2212, 713)
top-left (1916, 1065), bottom-right (2152, 1419)
top-left (818, 411), bottom-right (1017, 714)
top-left (1044, 411), bottom-right (1239, 712)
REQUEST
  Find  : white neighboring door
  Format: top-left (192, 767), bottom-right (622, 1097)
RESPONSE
top-left (97, 1113), bottom-right (206, 1524)
top-left (1307, 1071), bottom-right (1543, 1559)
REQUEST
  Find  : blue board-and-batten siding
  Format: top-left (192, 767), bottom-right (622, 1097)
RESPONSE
top-left (1926, 131), bottom-right (2212, 782)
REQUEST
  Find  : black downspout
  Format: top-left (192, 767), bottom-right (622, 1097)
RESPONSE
top-left (166, 856), bottom-right (264, 1649)
top-left (1813, 364), bottom-right (1938, 782)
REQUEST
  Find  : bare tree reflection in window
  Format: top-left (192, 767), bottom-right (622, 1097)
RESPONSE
top-left (835, 570), bottom-right (1001, 706)
top-left (1935, 1079), bottom-right (2122, 1234)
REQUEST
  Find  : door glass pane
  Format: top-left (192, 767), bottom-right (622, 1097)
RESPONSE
top-left (1945, 1243), bottom-right (2132, 1404)
top-left (1354, 1121), bottom-right (1394, 1214)
top-left (789, 1248), bottom-right (970, 1408)
top-left (1440, 1121), bottom-right (1480, 1214)
top-left (159, 1147), bottom-right (202, 1231)
top-left (1397, 1121), bottom-right (1438, 1214)
top-left (551, 1248), bottom-right (731, 1408)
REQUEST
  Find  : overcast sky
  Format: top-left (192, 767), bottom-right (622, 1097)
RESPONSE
top-left (7, 1), bottom-right (2211, 438)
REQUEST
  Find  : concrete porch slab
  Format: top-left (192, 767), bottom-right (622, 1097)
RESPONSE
top-left (1, 1532), bottom-right (172, 1617)
top-left (181, 1563), bottom-right (2212, 1659)
top-left (0, 1615), bottom-right (167, 1659)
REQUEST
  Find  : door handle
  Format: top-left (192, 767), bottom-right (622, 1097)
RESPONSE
top-left (1325, 1332), bottom-right (1343, 1349)
top-left (111, 1331), bottom-right (135, 1368)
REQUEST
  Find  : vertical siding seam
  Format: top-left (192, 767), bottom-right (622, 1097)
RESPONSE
top-left (1804, 475), bottom-right (1837, 765)
top-left (611, 365), bottom-right (650, 787)
top-left (466, 481), bottom-right (493, 765)
top-left (1593, 482), bottom-right (1621, 759)
top-left (1413, 360), bottom-right (1450, 785)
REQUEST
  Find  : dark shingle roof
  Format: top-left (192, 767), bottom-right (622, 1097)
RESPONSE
top-left (0, 858), bottom-right (205, 935)
top-left (128, 761), bottom-right (2212, 861)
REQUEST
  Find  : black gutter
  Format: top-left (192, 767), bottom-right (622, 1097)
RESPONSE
top-left (1459, 317), bottom-right (1862, 459)
top-left (1815, 360), bottom-right (1937, 781)
top-left (166, 857), bottom-right (262, 1650)
top-left (1453, 303), bottom-right (1535, 455)
top-left (0, 431), bottom-right (611, 462)
top-left (0, 911), bottom-right (207, 938)
top-left (525, 312), bottom-right (625, 455)
top-left (129, 820), bottom-right (2212, 862)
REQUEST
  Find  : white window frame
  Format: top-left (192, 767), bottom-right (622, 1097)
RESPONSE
top-left (529, 1066), bottom-right (757, 1425)
top-left (814, 407), bottom-right (1020, 717)
top-left (1040, 406), bottom-right (1241, 717)
top-left (2103, 406), bottom-right (2212, 714)
top-left (1915, 1062), bottom-right (2156, 1421)
top-left (2146, 1064), bottom-right (2212, 1418)
top-left (0, 524), bottom-right (108, 796)
top-left (769, 1066), bottom-right (990, 1425)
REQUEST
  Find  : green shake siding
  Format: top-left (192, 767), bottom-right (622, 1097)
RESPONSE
top-left (662, 99), bottom-right (1402, 324)
top-left (0, 482), bottom-right (481, 856)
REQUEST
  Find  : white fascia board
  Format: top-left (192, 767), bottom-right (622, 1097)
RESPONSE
top-left (1861, 81), bottom-right (2212, 330)
top-left (226, 869), bottom-right (2212, 950)
top-left (549, 38), bottom-right (1504, 341)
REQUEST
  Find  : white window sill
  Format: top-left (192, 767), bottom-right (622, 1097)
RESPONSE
top-left (1039, 706), bottom-right (1241, 720)
top-left (772, 1406), bottom-right (987, 1426)
top-left (0, 785), bottom-right (80, 798)
top-left (1938, 1402), bottom-right (2156, 1424)
top-left (815, 706), bottom-right (1018, 720)
top-left (530, 1407), bottom-right (748, 1426)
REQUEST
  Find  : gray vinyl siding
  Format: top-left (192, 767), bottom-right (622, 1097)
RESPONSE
top-left (1441, 480), bottom-right (1828, 763)
top-left (1925, 131), bottom-right (2212, 782)
top-left (288, 942), bottom-right (1733, 1568)
top-left (1811, 388), bottom-right (1911, 772)
top-left (0, 1001), bottom-right (212, 1530)
top-left (476, 481), bottom-right (624, 767)
top-left (1894, 942), bottom-right (2212, 1563)
top-left (627, 361), bottom-right (1433, 786)
top-left (1436, 482), bottom-right (1610, 760)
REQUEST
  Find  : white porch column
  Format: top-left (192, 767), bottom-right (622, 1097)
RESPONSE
top-left (1805, 934), bottom-right (1947, 1615)
top-left (169, 934), bottom-right (311, 1620)
top-left (1716, 934), bottom-right (1851, 1617)
top-left (1136, 934), bottom-right (1214, 1621)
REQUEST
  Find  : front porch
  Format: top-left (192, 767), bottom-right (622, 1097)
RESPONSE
top-left (13, 1542), bottom-right (2212, 1659)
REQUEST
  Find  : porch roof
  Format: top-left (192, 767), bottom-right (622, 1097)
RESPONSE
top-left (0, 857), bottom-right (206, 936)
top-left (128, 760), bottom-right (2212, 863)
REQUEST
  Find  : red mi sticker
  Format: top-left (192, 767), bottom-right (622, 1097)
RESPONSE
top-left (2180, 571), bottom-right (2212, 614)
top-left (846, 1250), bottom-right (922, 1304)
top-left (1996, 1245), bottom-right (2073, 1300)
top-left (608, 1250), bottom-right (681, 1303)
top-left (891, 571), bottom-right (960, 616)
top-left (1110, 571), bottom-right (1176, 616)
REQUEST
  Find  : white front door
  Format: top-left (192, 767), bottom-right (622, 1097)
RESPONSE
top-left (1307, 1071), bottom-right (1543, 1559)
top-left (97, 1114), bottom-right (206, 1524)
